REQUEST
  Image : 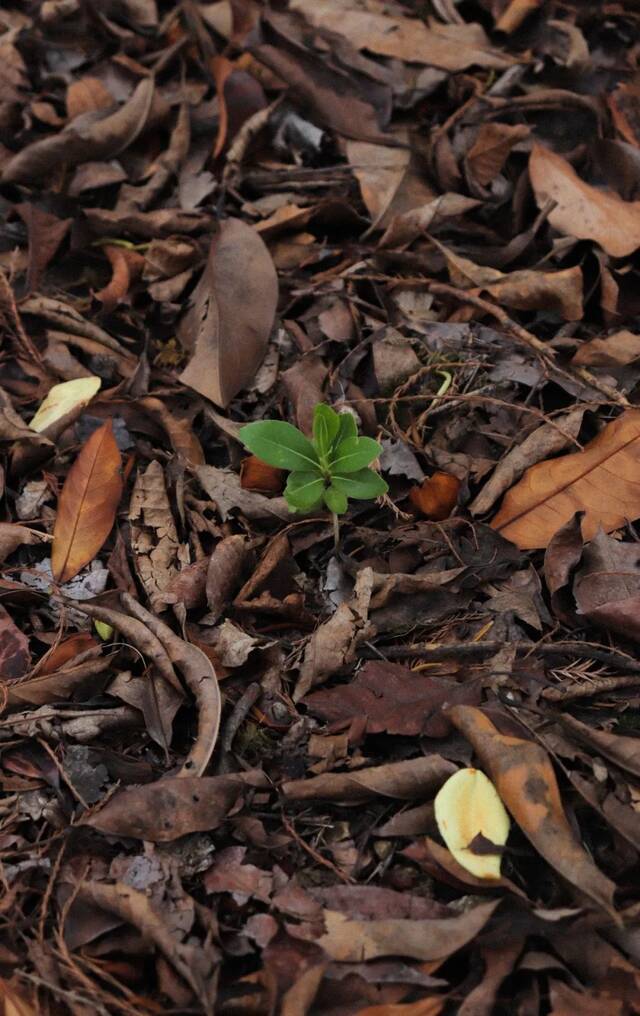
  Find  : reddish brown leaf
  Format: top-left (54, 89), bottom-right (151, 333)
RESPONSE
top-left (95, 245), bottom-right (145, 310)
top-left (179, 218), bottom-right (278, 407)
top-left (38, 632), bottom-right (97, 675)
top-left (51, 420), bottom-right (123, 583)
top-left (66, 77), bottom-right (114, 119)
top-left (409, 473), bottom-right (460, 521)
top-left (240, 455), bottom-right (285, 493)
top-left (0, 605), bottom-right (30, 679)
top-left (466, 122), bottom-right (530, 187)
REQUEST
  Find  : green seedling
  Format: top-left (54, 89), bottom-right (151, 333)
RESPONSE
top-left (239, 404), bottom-right (388, 543)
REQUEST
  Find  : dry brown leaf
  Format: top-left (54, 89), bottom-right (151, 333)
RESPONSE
top-left (282, 755), bottom-right (456, 803)
top-left (240, 455), bottom-right (285, 493)
top-left (0, 605), bottom-right (30, 680)
top-left (95, 244), bottom-right (145, 310)
top-left (571, 330), bottom-right (640, 367)
top-left (0, 523), bottom-right (43, 564)
top-left (529, 144), bottom-right (640, 258)
top-left (179, 218), bottom-right (278, 407)
top-left (317, 899), bottom-right (500, 962)
top-left (448, 706), bottom-right (617, 917)
top-left (292, 1), bottom-right (514, 70)
top-left (206, 534), bottom-right (251, 622)
top-left (491, 410), bottom-right (640, 549)
top-left (346, 135), bottom-right (435, 229)
top-left (353, 1000), bottom-right (444, 1016)
top-left (573, 529), bottom-right (640, 642)
top-left (51, 420), bottom-right (123, 583)
top-left (466, 123), bottom-right (530, 187)
top-left (66, 76), bottom-right (114, 119)
top-left (129, 461), bottom-right (182, 610)
top-left (84, 773), bottom-right (264, 840)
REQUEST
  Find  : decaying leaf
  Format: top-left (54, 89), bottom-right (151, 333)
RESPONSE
top-left (51, 420), bottom-right (123, 583)
top-left (491, 411), bottom-right (640, 549)
top-left (448, 706), bottom-right (617, 916)
top-left (434, 768), bottom-right (510, 880)
top-left (283, 755), bottom-right (456, 804)
top-left (128, 461), bottom-right (183, 610)
top-left (529, 144), bottom-right (640, 258)
top-left (179, 218), bottom-right (278, 407)
top-left (29, 376), bottom-right (101, 435)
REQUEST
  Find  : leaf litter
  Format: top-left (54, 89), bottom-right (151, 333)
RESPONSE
top-left (3, 1), bottom-right (640, 1013)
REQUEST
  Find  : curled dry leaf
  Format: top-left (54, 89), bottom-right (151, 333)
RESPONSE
top-left (573, 529), bottom-right (640, 642)
top-left (434, 768), bottom-right (510, 880)
top-left (409, 472), bottom-right (460, 520)
top-left (448, 705), bottom-right (617, 917)
top-left (29, 376), bottom-right (101, 435)
top-left (206, 534), bottom-right (251, 622)
top-left (95, 244), bottom-right (145, 310)
top-left (179, 218), bottom-right (278, 408)
top-left (491, 410), bottom-right (640, 549)
top-left (282, 755), bottom-right (456, 803)
top-left (51, 420), bottom-right (123, 583)
top-left (529, 144), bottom-right (640, 258)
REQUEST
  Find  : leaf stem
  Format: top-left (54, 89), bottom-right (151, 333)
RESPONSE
top-left (332, 512), bottom-right (340, 550)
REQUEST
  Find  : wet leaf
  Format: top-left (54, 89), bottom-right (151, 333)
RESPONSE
top-left (51, 420), bottom-right (123, 583)
top-left (179, 218), bottom-right (278, 407)
top-left (491, 411), bottom-right (640, 549)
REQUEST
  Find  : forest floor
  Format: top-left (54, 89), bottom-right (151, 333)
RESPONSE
top-left (2, 1), bottom-right (640, 1013)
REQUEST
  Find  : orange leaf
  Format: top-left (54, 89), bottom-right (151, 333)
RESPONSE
top-left (95, 245), bottom-right (145, 311)
top-left (66, 76), bottom-right (114, 119)
top-left (409, 473), bottom-right (460, 520)
top-left (447, 705), bottom-right (617, 918)
top-left (51, 420), bottom-right (123, 583)
top-left (354, 1000), bottom-right (444, 1016)
top-left (491, 410), bottom-right (640, 550)
top-left (240, 455), bottom-right (285, 494)
top-left (38, 632), bottom-right (97, 675)
top-left (211, 55), bottom-right (234, 159)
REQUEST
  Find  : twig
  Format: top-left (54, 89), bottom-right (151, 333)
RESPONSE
top-left (281, 812), bottom-right (355, 884)
top-left (428, 281), bottom-right (630, 408)
top-left (357, 640), bottom-right (640, 673)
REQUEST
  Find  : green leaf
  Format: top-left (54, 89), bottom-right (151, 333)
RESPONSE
top-left (332, 468), bottom-right (388, 500)
top-left (239, 421), bottom-right (320, 472)
top-left (333, 411), bottom-right (358, 446)
top-left (313, 404), bottom-right (341, 458)
top-left (330, 436), bottom-right (381, 474)
top-left (323, 485), bottom-right (348, 514)
top-left (285, 470), bottom-right (326, 510)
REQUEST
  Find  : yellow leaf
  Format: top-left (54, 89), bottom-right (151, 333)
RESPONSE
top-left (94, 620), bottom-right (114, 641)
top-left (30, 377), bottom-right (101, 434)
top-left (434, 768), bottom-right (510, 880)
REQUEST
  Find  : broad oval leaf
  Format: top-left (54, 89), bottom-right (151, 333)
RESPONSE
top-left (51, 420), bottom-right (123, 583)
top-left (491, 410), bottom-right (640, 549)
top-left (285, 470), bottom-right (325, 510)
top-left (332, 467), bottom-right (388, 499)
top-left (323, 485), bottom-right (348, 514)
top-left (434, 768), bottom-right (510, 880)
top-left (29, 376), bottom-right (101, 434)
top-left (179, 218), bottom-right (278, 407)
top-left (330, 436), bottom-right (381, 473)
top-left (240, 421), bottom-right (321, 471)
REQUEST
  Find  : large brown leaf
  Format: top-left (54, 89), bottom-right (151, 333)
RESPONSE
top-left (179, 218), bottom-right (278, 407)
top-left (51, 420), bottom-right (123, 583)
top-left (448, 706), bottom-right (617, 917)
top-left (491, 410), bottom-right (640, 549)
top-left (529, 144), bottom-right (640, 258)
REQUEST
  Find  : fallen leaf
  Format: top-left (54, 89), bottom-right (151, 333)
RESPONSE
top-left (353, 1001), bottom-right (444, 1016)
top-left (282, 755), bottom-right (456, 803)
top-left (529, 144), bottom-right (640, 258)
top-left (3, 77), bottom-right (158, 185)
top-left (195, 464), bottom-right (290, 522)
top-left (378, 193), bottom-right (480, 249)
top-left (466, 122), bottom-right (530, 187)
top-left (434, 768), bottom-right (510, 880)
top-left (560, 713), bottom-right (640, 780)
top-left (448, 706), bottom-right (617, 916)
top-left (240, 455), bottom-right (285, 493)
top-left (128, 461), bottom-right (182, 610)
top-left (543, 511), bottom-right (584, 624)
top-left (0, 604), bottom-right (30, 679)
top-left (66, 76), bottom-right (114, 118)
top-left (29, 376), bottom-right (101, 435)
top-left (304, 660), bottom-right (481, 737)
top-left (95, 244), bottom-right (145, 310)
top-left (409, 473), bottom-right (460, 520)
top-left (573, 529), bottom-right (640, 642)
top-left (571, 330), bottom-right (640, 367)
top-left (51, 420), bottom-right (123, 583)
top-left (346, 136), bottom-right (435, 229)
top-left (471, 408), bottom-right (584, 516)
top-left (292, 2), bottom-right (514, 70)
top-left (84, 773), bottom-right (264, 840)
top-left (15, 202), bottom-right (72, 294)
top-left (206, 534), bottom-right (251, 622)
top-left (179, 218), bottom-right (278, 407)
top-left (317, 899), bottom-right (500, 962)
top-left (491, 410), bottom-right (640, 549)
top-left (0, 523), bottom-right (43, 563)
